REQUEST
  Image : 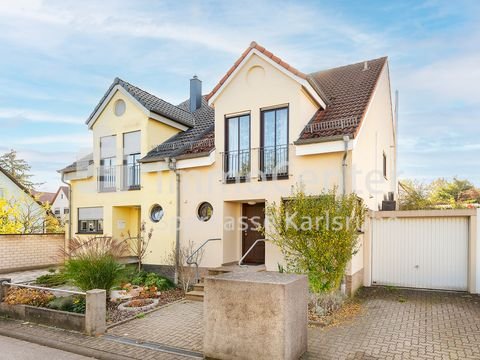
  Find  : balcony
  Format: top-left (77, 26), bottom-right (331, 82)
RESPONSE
top-left (221, 145), bottom-right (289, 183)
top-left (97, 166), bottom-right (116, 192)
top-left (97, 164), bottom-right (141, 192)
top-left (222, 149), bottom-right (251, 183)
top-left (259, 144), bottom-right (289, 180)
top-left (121, 164), bottom-right (141, 190)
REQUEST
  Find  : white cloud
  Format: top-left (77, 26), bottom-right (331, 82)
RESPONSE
top-left (0, 108), bottom-right (84, 124)
top-left (13, 134), bottom-right (91, 146)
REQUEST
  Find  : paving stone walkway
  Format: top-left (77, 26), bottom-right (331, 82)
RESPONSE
top-left (1, 287), bottom-right (479, 359)
top-left (108, 287), bottom-right (480, 359)
top-left (108, 300), bottom-right (204, 352)
top-left (0, 268), bottom-right (52, 283)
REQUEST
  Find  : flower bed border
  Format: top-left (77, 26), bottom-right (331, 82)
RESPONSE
top-left (0, 303), bottom-right (85, 332)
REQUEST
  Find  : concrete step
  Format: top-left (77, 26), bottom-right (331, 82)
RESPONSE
top-left (207, 267), bottom-right (233, 276)
top-left (185, 290), bottom-right (204, 301)
top-left (193, 282), bottom-right (205, 292)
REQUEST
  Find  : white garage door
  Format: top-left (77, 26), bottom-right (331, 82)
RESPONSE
top-left (372, 216), bottom-right (468, 291)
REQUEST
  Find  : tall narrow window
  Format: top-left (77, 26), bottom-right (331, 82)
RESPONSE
top-left (99, 135), bottom-right (116, 192)
top-left (123, 131), bottom-right (141, 190)
top-left (260, 107), bottom-right (288, 179)
top-left (383, 152), bottom-right (387, 179)
top-left (224, 114), bottom-right (250, 182)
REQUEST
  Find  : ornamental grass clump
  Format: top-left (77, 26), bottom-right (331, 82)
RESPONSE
top-left (62, 236), bottom-right (128, 291)
top-left (265, 185), bottom-right (366, 293)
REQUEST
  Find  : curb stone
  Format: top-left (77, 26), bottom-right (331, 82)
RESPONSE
top-left (0, 325), bottom-right (134, 360)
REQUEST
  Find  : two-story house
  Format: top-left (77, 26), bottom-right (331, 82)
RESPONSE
top-left (51, 186), bottom-right (70, 223)
top-left (60, 42), bottom-right (396, 293)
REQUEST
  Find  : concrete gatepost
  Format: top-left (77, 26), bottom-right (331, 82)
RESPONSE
top-left (85, 289), bottom-right (106, 336)
top-left (204, 271), bottom-right (308, 360)
top-left (0, 278), bottom-right (11, 302)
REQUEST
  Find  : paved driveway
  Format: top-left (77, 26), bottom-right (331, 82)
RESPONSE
top-left (107, 288), bottom-right (480, 359)
top-left (308, 287), bottom-right (480, 359)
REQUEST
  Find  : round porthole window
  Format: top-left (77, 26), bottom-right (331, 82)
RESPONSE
top-left (197, 202), bottom-right (213, 222)
top-left (150, 204), bottom-right (164, 222)
top-left (114, 99), bottom-right (126, 116)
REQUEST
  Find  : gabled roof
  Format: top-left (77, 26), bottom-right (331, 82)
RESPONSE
top-left (206, 42), bottom-right (328, 108)
top-left (86, 78), bottom-right (195, 129)
top-left (58, 153), bottom-right (93, 174)
top-left (0, 166), bottom-right (44, 207)
top-left (140, 96), bottom-right (215, 162)
top-left (32, 190), bottom-right (56, 204)
top-left (296, 57), bottom-right (388, 143)
top-left (51, 186), bottom-right (69, 204)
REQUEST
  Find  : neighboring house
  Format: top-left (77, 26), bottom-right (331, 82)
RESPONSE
top-left (60, 42), bottom-right (396, 291)
top-left (50, 186), bottom-right (70, 223)
top-left (32, 190), bottom-right (56, 205)
top-left (0, 166), bottom-right (47, 233)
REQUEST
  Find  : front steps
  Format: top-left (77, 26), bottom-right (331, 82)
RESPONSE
top-left (185, 264), bottom-right (265, 302)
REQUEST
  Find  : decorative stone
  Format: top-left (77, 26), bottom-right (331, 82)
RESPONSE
top-left (118, 298), bottom-right (159, 312)
top-left (204, 271), bottom-right (308, 360)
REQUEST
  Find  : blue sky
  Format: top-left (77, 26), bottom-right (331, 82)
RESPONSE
top-left (0, 0), bottom-right (479, 191)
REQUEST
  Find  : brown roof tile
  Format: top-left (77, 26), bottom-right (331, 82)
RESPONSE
top-left (206, 41), bottom-right (307, 101)
top-left (297, 57), bottom-right (387, 142)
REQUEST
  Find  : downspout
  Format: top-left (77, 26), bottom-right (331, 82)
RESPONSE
top-left (165, 157), bottom-right (181, 285)
top-left (60, 172), bottom-right (72, 263)
top-left (342, 135), bottom-right (350, 195)
top-left (341, 135), bottom-right (350, 295)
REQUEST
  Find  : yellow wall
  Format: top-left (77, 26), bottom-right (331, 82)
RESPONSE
top-left (69, 89), bottom-right (181, 265)
top-left (351, 63), bottom-right (395, 210)
top-left (68, 54), bottom-right (394, 275)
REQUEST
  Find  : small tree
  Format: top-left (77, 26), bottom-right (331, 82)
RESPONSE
top-left (265, 185), bottom-right (366, 293)
top-left (431, 177), bottom-right (476, 207)
top-left (0, 149), bottom-right (43, 190)
top-left (123, 222), bottom-right (153, 272)
top-left (398, 180), bottom-right (434, 210)
top-left (0, 198), bottom-right (22, 234)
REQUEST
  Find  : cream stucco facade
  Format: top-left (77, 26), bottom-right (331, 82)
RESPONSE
top-left (63, 44), bottom-right (396, 292)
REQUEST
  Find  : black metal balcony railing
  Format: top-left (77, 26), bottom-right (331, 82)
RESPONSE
top-left (259, 144), bottom-right (289, 179)
top-left (121, 164), bottom-right (141, 190)
top-left (97, 164), bottom-right (141, 192)
top-left (97, 166), bottom-right (116, 192)
top-left (222, 149), bottom-right (251, 183)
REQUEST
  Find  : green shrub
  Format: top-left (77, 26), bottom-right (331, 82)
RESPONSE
top-left (126, 270), bottom-right (173, 290)
top-left (35, 271), bottom-right (68, 287)
top-left (47, 296), bottom-right (74, 312)
top-left (266, 185), bottom-right (366, 293)
top-left (47, 295), bottom-right (85, 314)
top-left (309, 291), bottom-right (346, 316)
top-left (62, 236), bottom-right (127, 291)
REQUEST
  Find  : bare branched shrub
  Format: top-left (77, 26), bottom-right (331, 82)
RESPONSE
top-left (122, 221), bottom-right (153, 272)
top-left (165, 240), bottom-right (204, 292)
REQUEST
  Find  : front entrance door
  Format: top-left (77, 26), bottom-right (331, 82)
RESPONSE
top-left (242, 203), bottom-right (265, 264)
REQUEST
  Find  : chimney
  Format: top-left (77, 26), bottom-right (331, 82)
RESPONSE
top-left (190, 75), bottom-right (202, 112)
